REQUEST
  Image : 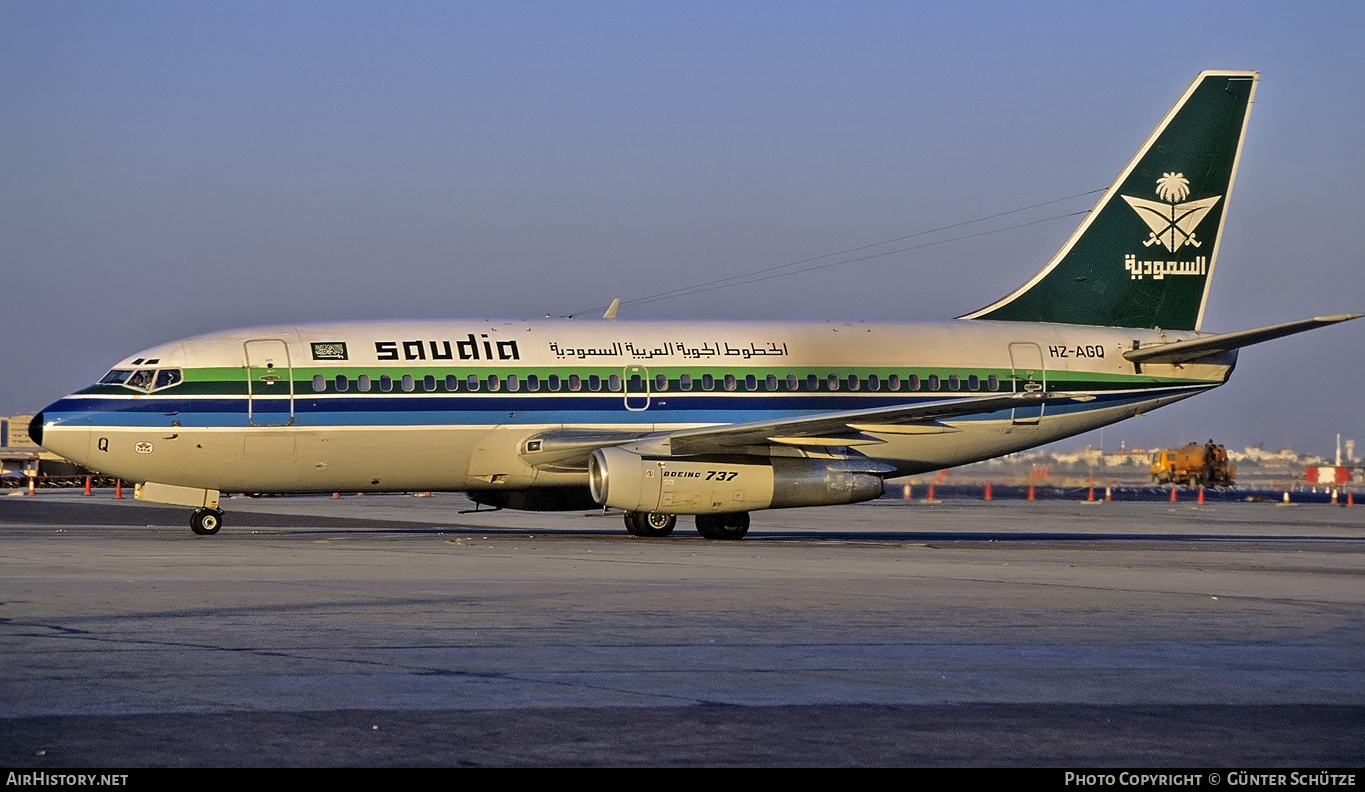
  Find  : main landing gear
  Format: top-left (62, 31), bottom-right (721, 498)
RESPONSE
top-left (191, 508), bottom-right (223, 536)
top-left (624, 511), bottom-right (676, 537)
top-left (623, 511), bottom-right (751, 539)
top-left (695, 512), bottom-right (749, 540)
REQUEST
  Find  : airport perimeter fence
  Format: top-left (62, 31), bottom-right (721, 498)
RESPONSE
top-left (3, 476), bottom-right (1354, 505)
top-left (2, 475), bottom-right (124, 490)
top-left (881, 482), bottom-right (1355, 504)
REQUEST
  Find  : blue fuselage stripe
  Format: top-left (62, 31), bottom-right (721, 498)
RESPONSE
top-left (41, 387), bottom-right (1197, 429)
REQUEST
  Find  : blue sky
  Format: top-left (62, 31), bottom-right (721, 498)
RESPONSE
top-left (3, 1), bottom-right (1362, 456)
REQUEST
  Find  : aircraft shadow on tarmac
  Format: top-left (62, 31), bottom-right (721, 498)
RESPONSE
top-left (1, 498), bottom-right (1353, 545)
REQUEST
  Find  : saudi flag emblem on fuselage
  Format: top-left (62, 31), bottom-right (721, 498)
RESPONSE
top-left (1120, 173), bottom-right (1221, 280)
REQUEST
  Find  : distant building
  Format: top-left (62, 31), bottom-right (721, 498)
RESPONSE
top-left (2, 415), bottom-right (88, 480)
top-left (2, 415), bottom-right (36, 448)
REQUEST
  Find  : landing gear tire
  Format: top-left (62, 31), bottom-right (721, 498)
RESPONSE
top-left (191, 508), bottom-right (223, 536)
top-left (624, 511), bottom-right (676, 537)
top-left (695, 512), bottom-right (749, 540)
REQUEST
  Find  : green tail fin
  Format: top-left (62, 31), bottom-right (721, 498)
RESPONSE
top-left (963, 70), bottom-right (1257, 330)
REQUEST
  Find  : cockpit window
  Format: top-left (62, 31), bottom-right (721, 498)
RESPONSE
top-left (126, 370), bottom-right (156, 391)
top-left (105, 368), bottom-right (184, 393)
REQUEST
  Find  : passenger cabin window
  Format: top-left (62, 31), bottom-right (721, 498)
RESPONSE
top-left (587, 375), bottom-right (601, 392)
top-left (846, 375), bottom-right (860, 391)
top-left (948, 374), bottom-right (961, 391)
top-left (507, 375), bottom-right (520, 392)
top-left (445, 375), bottom-right (458, 391)
top-left (907, 374), bottom-right (921, 391)
top-left (568, 375), bottom-right (582, 392)
top-left (313, 375), bottom-right (326, 392)
top-left (701, 374), bottom-right (715, 391)
top-left (335, 375), bottom-right (349, 392)
top-left (826, 374), bottom-right (839, 391)
top-left (887, 374), bottom-right (901, 391)
top-left (607, 374), bottom-right (621, 392)
top-left (466, 374), bottom-right (480, 391)
top-left (927, 374), bottom-right (941, 391)
top-left (968, 374), bottom-right (980, 391)
top-left (379, 375), bottom-right (393, 392)
top-left (358, 375), bottom-right (372, 392)
top-left (548, 374), bottom-right (561, 392)
top-left (785, 374), bottom-right (799, 391)
top-left (423, 375), bottom-right (437, 392)
top-left (679, 374), bottom-right (693, 391)
top-left (526, 375), bottom-right (540, 392)
top-left (987, 374), bottom-right (1001, 391)
top-left (806, 374), bottom-right (819, 391)
top-left (654, 374), bottom-right (668, 391)
top-left (401, 375), bottom-right (415, 392)
top-left (723, 374), bottom-right (737, 392)
top-left (867, 375), bottom-right (880, 391)
top-left (487, 375), bottom-right (501, 392)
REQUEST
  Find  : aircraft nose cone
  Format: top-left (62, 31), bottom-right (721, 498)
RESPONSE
top-left (28, 412), bottom-right (43, 447)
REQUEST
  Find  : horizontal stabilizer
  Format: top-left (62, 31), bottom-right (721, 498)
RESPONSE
top-left (1124, 314), bottom-right (1362, 365)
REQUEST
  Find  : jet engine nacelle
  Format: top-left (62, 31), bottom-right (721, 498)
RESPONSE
top-left (588, 446), bottom-right (888, 514)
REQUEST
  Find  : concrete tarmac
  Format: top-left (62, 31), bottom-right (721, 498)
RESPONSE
top-left (2, 492), bottom-right (1362, 767)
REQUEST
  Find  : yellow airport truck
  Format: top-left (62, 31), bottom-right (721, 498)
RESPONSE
top-left (1151, 441), bottom-right (1236, 487)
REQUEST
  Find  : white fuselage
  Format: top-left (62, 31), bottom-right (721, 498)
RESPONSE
top-left (35, 318), bottom-right (1231, 498)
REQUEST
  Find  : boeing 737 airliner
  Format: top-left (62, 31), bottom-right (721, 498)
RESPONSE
top-left (29, 71), bottom-right (1359, 538)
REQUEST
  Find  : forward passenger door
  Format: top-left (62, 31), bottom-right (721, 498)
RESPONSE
top-left (244, 339), bottom-right (294, 427)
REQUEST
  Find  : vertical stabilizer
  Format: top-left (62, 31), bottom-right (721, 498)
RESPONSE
top-left (963, 71), bottom-right (1257, 330)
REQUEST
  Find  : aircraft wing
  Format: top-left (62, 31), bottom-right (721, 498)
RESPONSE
top-left (664, 391), bottom-right (1073, 454)
top-left (1124, 314), bottom-right (1361, 365)
top-left (522, 391), bottom-right (1085, 469)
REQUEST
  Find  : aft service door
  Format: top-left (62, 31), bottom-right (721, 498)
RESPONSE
top-left (1008, 342), bottom-right (1046, 425)
top-left (623, 366), bottom-right (650, 411)
top-left (244, 339), bottom-right (294, 427)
